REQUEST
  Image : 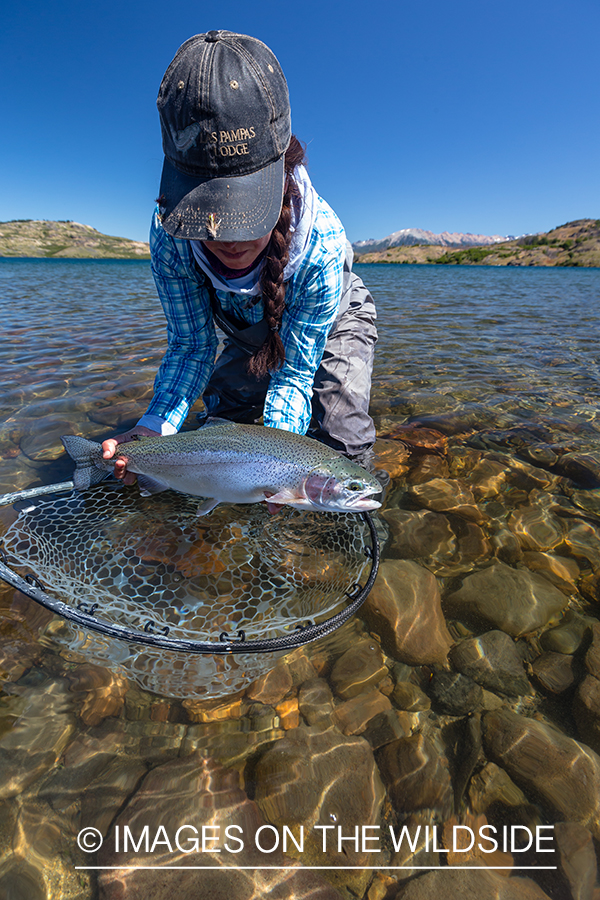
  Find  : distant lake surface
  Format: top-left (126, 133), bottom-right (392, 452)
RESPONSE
top-left (1, 258), bottom-right (600, 898)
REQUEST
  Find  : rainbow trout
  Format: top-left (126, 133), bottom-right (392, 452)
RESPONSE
top-left (61, 420), bottom-right (382, 515)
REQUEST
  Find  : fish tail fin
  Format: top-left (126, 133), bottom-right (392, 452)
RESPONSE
top-left (61, 435), bottom-right (107, 489)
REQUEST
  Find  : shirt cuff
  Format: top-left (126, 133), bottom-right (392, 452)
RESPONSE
top-left (136, 414), bottom-right (179, 436)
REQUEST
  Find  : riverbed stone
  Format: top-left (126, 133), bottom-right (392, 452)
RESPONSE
top-left (405, 454), bottom-right (450, 485)
top-left (584, 623), bottom-right (600, 679)
top-left (469, 458), bottom-right (508, 498)
top-left (371, 438), bottom-right (410, 478)
top-left (407, 478), bottom-right (484, 522)
top-left (254, 724), bottom-right (385, 876)
top-left (540, 611), bottom-right (591, 655)
top-left (329, 640), bottom-right (387, 699)
top-left (98, 752), bottom-right (343, 900)
top-left (66, 663), bottom-right (129, 727)
top-left (391, 682), bottom-right (431, 711)
top-left (362, 709), bottom-right (415, 750)
top-left (522, 551), bottom-right (580, 594)
top-left (508, 506), bottom-right (565, 552)
top-left (489, 522), bottom-right (524, 565)
top-left (427, 671), bottom-right (484, 715)
top-left (0, 798), bottom-right (91, 900)
top-left (444, 561), bottom-right (569, 637)
top-left (0, 680), bottom-right (76, 800)
top-left (450, 520), bottom-right (493, 573)
top-left (362, 560), bottom-right (452, 666)
top-left (554, 821), bottom-right (600, 900)
top-left (565, 520), bottom-right (600, 568)
top-left (573, 675), bottom-right (600, 753)
top-left (246, 661), bottom-right (293, 705)
top-left (531, 652), bottom-right (578, 695)
top-left (298, 678), bottom-right (335, 725)
top-left (449, 631), bottom-right (531, 697)
top-left (331, 689), bottom-right (392, 735)
top-left (468, 762), bottom-right (529, 813)
top-left (375, 733), bottom-right (453, 819)
top-left (382, 509), bottom-right (456, 563)
top-left (482, 708), bottom-right (600, 839)
top-left (394, 868), bottom-right (552, 899)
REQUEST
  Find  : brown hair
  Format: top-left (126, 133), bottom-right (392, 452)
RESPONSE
top-left (246, 135), bottom-right (307, 379)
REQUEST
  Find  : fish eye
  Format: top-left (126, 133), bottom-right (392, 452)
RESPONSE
top-left (346, 480), bottom-right (364, 492)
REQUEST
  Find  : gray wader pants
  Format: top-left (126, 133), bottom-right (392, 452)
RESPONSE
top-left (200, 245), bottom-right (377, 464)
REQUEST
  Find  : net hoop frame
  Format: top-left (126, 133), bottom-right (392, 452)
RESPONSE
top-left (0, 481), bottom-right (380, 655)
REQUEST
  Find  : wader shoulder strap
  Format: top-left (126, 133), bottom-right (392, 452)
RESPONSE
top-left (202, 277), bottom-right (269, 357)
top-left (198, 240), bottom-right (355, 356)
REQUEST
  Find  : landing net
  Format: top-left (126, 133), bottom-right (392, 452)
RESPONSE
top-left (0, 481), bottom-right (379, 696)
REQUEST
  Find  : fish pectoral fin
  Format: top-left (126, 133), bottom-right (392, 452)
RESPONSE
top-left (263, 488), bottom-right (306, 506)
top-left (137, 474), bottom-right (170, 497)
top-left (196, 498), bottom-right (220, 516)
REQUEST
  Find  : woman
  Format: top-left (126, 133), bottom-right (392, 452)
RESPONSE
top-left (103, 31), bottom-right (378, 486)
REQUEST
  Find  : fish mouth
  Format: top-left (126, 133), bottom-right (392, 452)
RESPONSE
top-left (348, 496), bottom-right (382, 511)
top-left (342, 485), bottom-right (383, 511)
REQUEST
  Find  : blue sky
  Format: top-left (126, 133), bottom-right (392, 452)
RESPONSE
top-left (2, 0), bottom-right (598, 243)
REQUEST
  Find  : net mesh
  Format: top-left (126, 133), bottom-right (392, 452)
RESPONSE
top-left (2, 484), bottom-right (372, 698)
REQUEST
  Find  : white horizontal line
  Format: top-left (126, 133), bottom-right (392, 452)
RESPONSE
top-left (75, 866), bottom-right (557, 871)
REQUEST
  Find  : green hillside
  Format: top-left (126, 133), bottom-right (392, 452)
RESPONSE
top-left (0, 220), bottom-right (150, 259)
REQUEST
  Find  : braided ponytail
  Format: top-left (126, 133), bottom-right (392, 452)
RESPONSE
top-left (247, 136), bottom-right (307, 379)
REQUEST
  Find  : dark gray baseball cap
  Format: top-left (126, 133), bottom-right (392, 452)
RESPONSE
top-left (156, 31), bottom-right (291, 242)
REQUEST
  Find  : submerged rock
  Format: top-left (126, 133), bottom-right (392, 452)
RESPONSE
top-left (564, 520), bottom-right (600, 568)
top-left (522, 551), bottom-right (580, 594)
top-left (445, 561), bottom-right (569, 636)
top-left (531, 651), bottom-right (578, 695)
top-left (391, 682), bottom-right (431, 712)
top-left (0, 680), bottom-right (76, 801)
top-left (427, 671), bottom-right (483, 716)
top-left (468, 457), bottom-right (508, 498)
top-left (332, 689), bottom-right (392, 735)
top-left (98, 753), bottom-right (343, 900)
top-left (468, 761), bottom-right (529, 813)
top-left (449, 630), bottom-right (531, 697)
top-left (362, 560), bottom-right (452, 666)
top-left (540, 611), bottom-right (592, 655)
top-left (329, 640), bottom-right (388, 700)
top-left (407, 478), bottom-right (484, 522)
top-left (382, 509), bottom-right (456, 563)
top-left (573, 675), bottom-right (600, 753)
top-left (375, 733), bottom-right (453, 819)
top-left (394, 867), bottom-right (552, 899)
top-left (554, 821), bottom-right (600, 900)
top-left (482, 708), bottom-right (600, 840)
top-left (362, 709), bottom-right (415, 750)
top-left (298, 678), bottom-right (335, 725)
top-left (254, 724), bottom-right (385, 870)
top-left (508, 505), bottom-right (565, 552)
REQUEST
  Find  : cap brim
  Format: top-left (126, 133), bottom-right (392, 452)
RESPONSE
top-left (158, 155), bottom-right (285, 242)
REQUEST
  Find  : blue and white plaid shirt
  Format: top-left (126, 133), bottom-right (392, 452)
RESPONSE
top-left (139, 189), bottom-right (347, 435)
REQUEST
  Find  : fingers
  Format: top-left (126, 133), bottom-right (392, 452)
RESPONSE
top-left (101, 427), bottom-right (158, 485)
top-left (102, 439), bottom-right (119, 459)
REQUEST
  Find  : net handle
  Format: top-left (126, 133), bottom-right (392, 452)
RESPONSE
top-left (0, 483), bottom-right (380, 655)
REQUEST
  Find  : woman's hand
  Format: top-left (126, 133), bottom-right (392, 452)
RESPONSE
top-left (101, 426), bottom-right (160, 484)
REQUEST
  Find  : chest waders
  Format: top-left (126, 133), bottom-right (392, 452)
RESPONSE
top-left (199, 244), bottom-right (378, 464)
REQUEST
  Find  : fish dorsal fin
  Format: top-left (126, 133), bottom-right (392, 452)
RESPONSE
top-left (199, 417), bottom-right (238, 430)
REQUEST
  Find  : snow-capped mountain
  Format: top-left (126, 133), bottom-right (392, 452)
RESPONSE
top-left (352, 228), bottom-right (512, 255)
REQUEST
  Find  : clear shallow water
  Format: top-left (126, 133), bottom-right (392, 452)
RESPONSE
top-left (1, 259), bottom-right (600, 899)
top-left (365, 263), bottom-right (600, 441)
